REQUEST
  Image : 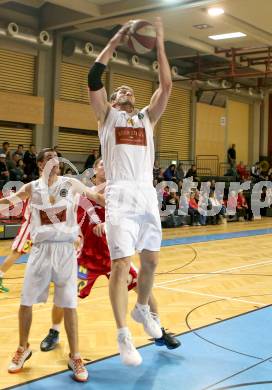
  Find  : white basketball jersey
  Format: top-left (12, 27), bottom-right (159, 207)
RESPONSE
top-left (29, 177), bottom-right (79, 244)
top-left (99, 107), bottom-right (154, 183)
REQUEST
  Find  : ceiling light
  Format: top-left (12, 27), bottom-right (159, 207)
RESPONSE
top-left (208, 7), bottom-right (224, 16)
top-left (209, 32), bottom-right (246, 40)
top-left (194, 23), bottom-right (213, 30)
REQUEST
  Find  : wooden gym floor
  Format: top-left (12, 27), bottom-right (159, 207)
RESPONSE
top-left (1, 219), bottom-right (272, 389)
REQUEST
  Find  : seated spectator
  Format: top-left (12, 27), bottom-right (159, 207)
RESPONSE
top-left (237, 189), bottom-right (250, 221)
top-left (176, 163), bottom-right (185, 181)
top-left (260, 186), bottom-right (268, 217)
top-left (185, 164), bottom-right (199, 183)
top-left (188, 192), bottom-right (200, 226)
top-left (236, 161), bottom-right (247, 181)
top-left (84, 149), bottom-right (99, 169)
top-left (153, 160), bottom-right (161, 186)
top-left (0, 154), bottom-right (9, 186)
top-left (163, 164), bottom-right (177, 182)
top-left (176, 163), bottom-right (185, 192)
top-left (6, 153), bottom-right (20, 172)
top-left (198, 193), bottom-right (208, 226)
top-left (250, 162), bottom-right (264, 182)
top-left (210, 179), bottom-right (216, 192)
top-left (209, 191), bottom-right (226, 224)
top-left (0, 141), bottom-right (11, 161)
top-left (165, 190), bottom-right (180, 210)
top-left (10, 159), bottom-right (27, 182)
top-left (23, 144), bottom-right (38, 182)
top-left (12, 144), bottom-right (24, 159)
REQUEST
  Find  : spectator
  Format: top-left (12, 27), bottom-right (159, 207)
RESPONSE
top-left (12, 144), bottom-right (24, 159)
top-left (0, 154), bottom-right (9, 186)
top-left (236, 161), bottom-right (248, 181)
top-left (153, 160), bottom-right (161, 185)
top-left (227, 144), bottom-right (236, 167)
top-left (84, 149), bottom-right (99, 169)
top-left (188, 192), bottom-right (200, 226)
top-left (23, 144), bottom-right (38, 182)
top-left (260, 186), bottom-right (268, 217)
top-left (210, 179), bottom-right (216, 192)
top-left (165, 190), bottom-right (179, 210)
top-left (268, 165), bottom-right (272, 181)
top-left (198, 193), bottom-right (208, 226)
top-left (6, 153), bottom-right (20, 172)
top-left (237, 189), bottom-right (250, 221)
top-left (209, 191), bottom-right (226, 224)
top-left (0, 142), bottom-right (11, 160)
top-left (176, 163), bottom-right (184, 192)
top-left (10, 159), bottom-right (27, 182)
top-left (185, 164), bottom-right (198, 182)
top-left (163, 164), bottom-right (177, 181)
top-left (176, 163), bottom-right (185, 181)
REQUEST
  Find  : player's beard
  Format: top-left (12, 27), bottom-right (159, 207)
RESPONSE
top-left (117, 96), bottom-right (134, 108)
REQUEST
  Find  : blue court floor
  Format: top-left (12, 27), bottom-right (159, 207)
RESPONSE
top-left (6, 305), bottom-right (272, 390)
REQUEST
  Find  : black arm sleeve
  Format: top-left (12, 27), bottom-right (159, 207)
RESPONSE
top-left (88, 62), bottom-right (106, 91)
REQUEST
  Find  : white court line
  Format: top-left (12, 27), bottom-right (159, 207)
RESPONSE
top-left (155, 285), bottom-right (268, 306)
top-left (155, 259), bottom-right (272, 287)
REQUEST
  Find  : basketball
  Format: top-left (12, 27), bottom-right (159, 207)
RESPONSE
top-left (127, 20), bottom-right (156, 54)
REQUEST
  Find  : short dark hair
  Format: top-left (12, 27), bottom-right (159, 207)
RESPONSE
top-left (18, 144), bottom-right (23, 148)
top-left (37, 148), bottom-right (54, 163)
top-left (2, 141), bottom-right (9, 147)
top-left (30, 144), bottom-right (35, 148)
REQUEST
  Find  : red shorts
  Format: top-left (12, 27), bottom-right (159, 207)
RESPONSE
top-left (11, 219), bottom-right (32, 254)
top-left (77, 263), bottom-right (138, 299)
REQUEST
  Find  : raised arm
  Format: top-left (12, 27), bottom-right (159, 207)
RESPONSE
top-left (88, 22), bottom-right (132, 125)
top-left (70, 178), bottom-right (105, 207)
top-left (148, 17), bottom-right (172, 126)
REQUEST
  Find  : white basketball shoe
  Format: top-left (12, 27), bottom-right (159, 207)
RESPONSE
top-left (131, 304), bottom-right (163, 339)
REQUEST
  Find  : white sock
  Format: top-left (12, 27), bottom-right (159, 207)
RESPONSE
top-left (117, 327), bottom-right (130, 337)
top-left (136, 303), bottom-right (149, 311)
top-left (52, 324), bottom-right (60, 332)
top-left (71, 352), bottom-right (81, 359)
top-left (0, 271), bottom-right (4, 278)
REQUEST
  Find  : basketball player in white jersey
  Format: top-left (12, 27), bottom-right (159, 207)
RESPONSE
top-left (88, 17), bottom-right (172, 365)
top-left (0, 148), bottom-right (104, 382)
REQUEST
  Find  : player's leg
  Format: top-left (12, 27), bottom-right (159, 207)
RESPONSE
top-left (109, 257), bottom-right (131, 328)
top-left (106, 215), bottom-right (142, 366)
top-left (0, 249), bottom-right (21, 292)
top-left (109, 257), bottom-right (142, 366)
top-left (54, 245), bottom-right (88, 382)
top-left (131, 250), bottom-right (162, 339)
top-left (40, 305), bottom-right (64, 351)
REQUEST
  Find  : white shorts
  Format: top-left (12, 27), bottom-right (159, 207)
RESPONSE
top-left (21, 242), bottom-right (77, 308)
top-left (105, 183), bottom-right (162, 260)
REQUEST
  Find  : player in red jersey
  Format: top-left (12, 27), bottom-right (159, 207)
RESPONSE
top-left (40, 158), bottom-right (180, 351)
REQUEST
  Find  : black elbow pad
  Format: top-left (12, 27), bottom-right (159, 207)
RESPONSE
top-left (88, 62), bottom-right (106, 91)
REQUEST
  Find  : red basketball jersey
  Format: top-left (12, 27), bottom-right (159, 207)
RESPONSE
top-left (77, 195), bottom-right (111, 273)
